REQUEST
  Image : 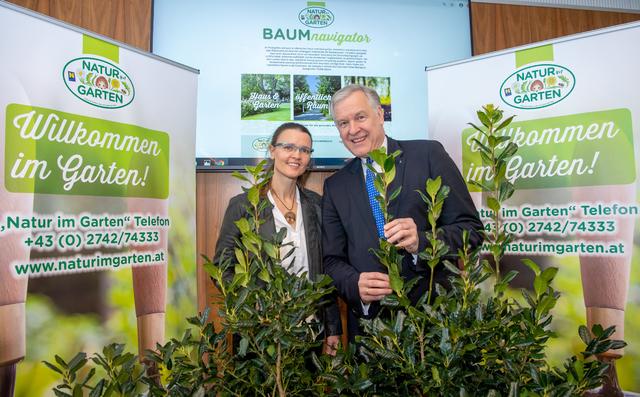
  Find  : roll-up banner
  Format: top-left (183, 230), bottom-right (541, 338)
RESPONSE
top-left (0, 3), bottom-right (198, 394)
top-left (427, 21), bottom-right (640, 390)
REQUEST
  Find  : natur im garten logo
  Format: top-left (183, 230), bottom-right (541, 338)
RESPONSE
top-left (500, 63), bottom-right (575, 110)
top-left (298, 5), bottom-right (334, 28)
top-left (252, 137), bottom-right (270, 152)
top-left (263, 2), bottom-right (369, 45)
top-left (63, 57), bottom-right (135, 109)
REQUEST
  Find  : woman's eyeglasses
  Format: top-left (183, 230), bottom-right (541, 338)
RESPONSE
top-left (273, 143), bottom-right (314, 155)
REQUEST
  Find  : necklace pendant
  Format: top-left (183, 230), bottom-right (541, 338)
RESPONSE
top-left (284, 211), bottom-right (296, 225)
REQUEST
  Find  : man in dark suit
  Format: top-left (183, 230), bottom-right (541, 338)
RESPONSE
top-left (322, 84), bottom-right (483, 339)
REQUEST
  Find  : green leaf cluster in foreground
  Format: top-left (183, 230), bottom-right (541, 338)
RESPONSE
top-left (45, 106), bottom-right (625, 396)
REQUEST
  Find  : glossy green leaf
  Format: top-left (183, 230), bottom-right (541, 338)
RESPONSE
top-left (235, 217), bottom-right (250, 234)
top-left (477, 110), bottom-right (491, 128)
top-left (247, 186), bottom-right (260, 207)
top-left (487, 197), bottom-right (501, 214)
top-left (521, 258), bottom-right (541, 276)
top-left (426, 177), bottom-right (442, 198)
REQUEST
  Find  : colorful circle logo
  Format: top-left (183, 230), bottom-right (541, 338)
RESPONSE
top-left (63, 57), bottom-right (135, 109)
top-left (298, 6), bottom-right (334, 28)
top-left (500, 63), bottom-right (575, 110)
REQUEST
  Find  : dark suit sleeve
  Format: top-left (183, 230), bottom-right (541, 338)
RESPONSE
top-left (213, 195), bottom-right (246, 283)
top-left (322, 179), bottom-right (368, 318)
top-left (418, 141), bottom-right (484, 257)
top-left (323, 294), bottom-right (343, 336)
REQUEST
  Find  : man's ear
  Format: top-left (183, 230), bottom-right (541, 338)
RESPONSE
top-left (376, 106), bottom-right (384, 123)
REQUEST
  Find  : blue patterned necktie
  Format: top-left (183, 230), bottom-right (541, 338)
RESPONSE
top-left (365, 158), bottom-right (385, 238)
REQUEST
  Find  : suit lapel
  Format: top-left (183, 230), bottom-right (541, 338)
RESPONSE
top-left (387, 137), bottom-right (406, 218)
top-left (299, 189), bottom-right (320, 277)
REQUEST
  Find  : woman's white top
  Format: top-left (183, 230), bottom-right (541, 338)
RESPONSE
top-left (267, 186), bottom-right (309, 278)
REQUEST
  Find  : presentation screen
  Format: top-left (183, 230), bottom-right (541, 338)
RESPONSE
top-left (153, 0), bottom-right (471, 169)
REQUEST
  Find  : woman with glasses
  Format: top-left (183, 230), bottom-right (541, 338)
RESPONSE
top-left (214, 122), bottom-right (342, 354)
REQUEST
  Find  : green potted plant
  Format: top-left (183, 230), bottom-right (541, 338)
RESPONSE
top-left (45, 107), bottom-right (626, 396)
top-left (338, 104), bottom-right (626, 396)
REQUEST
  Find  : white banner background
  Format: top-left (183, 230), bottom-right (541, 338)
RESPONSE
top-left (427, 22), bottom-right (640, 390)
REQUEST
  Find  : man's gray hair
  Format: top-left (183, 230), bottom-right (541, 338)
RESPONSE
top-left (329, 84), bottom-right (381, 120)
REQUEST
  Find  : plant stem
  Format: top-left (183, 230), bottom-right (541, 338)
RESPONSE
top-left (427, 269), bottom-right (435, 306)
top-left (417, 323), bottom-right (425, 364)
top-left (426, 221), bottom-right (438, 305)
top-left (488, 120), bottom-right (502, 281)
top-left (275, 342), bottom-right (285, 397)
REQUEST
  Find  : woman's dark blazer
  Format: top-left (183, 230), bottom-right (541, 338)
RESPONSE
top-left (213, 187), bottom-right (342, 337)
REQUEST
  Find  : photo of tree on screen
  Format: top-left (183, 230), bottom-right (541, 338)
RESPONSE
top-left (293, 75), bottom-right (340, 121)
top-left (343, 76), bottom-right (392, 121)
top-left (240, 74), bottom-right (291, 121)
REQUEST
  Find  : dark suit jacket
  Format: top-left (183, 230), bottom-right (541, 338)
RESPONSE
top-left (322, 137), bottom-right (483, 339)
top-left (214, 187), bottom-right (342, 337)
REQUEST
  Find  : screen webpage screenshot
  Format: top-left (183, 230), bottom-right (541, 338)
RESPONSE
top-left (153, 0), bottom-right (471, 169)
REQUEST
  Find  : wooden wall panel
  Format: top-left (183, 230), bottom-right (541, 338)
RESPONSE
top-left (7, 0), bottom-right (151, 51)
top-left (51, 0), bottom-right (81, 27)
top-left (7, 0), bottom-right (49, 14)
top-left (554, 8), bottom-right (592, 37)
top-left (82, 0), bottom-right (124, 43)
top-left (528, 6), bottom-right (556, 44)
top-left (123, 0), bottom-right (152, 50)
top-left (471, 2), bottom-right (640, 55)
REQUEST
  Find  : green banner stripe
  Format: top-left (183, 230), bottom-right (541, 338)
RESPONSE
top-left (307, 2), bottom-right (326, 6)
top-left (461, 108), bottom-right (635, 191)
top-left (515, 45), bottom-right (554, 68)
top-left (83, 35), bottom-right (119, 63)
top-left (5, 104), bottom-right (169, 198)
